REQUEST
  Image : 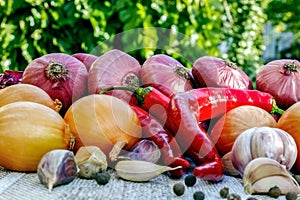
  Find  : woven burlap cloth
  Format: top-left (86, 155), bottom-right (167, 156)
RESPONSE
top-left (0, 166), bottom-right (288, 200)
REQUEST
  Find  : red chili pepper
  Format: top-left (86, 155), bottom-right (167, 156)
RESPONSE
top-left (100, 86), bottom-right (284, 181)
top-left (130, 104), bottom-right (190, 178)
top-left (165, 87), bottom-right (284, 182)
top-left (100, 86), bottom-right (169, 122)
top-left (168, 87), bottom-right (284, 123)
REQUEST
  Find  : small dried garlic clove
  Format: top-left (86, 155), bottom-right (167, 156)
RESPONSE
top-left (243, 157), bottom-right (300, 195)
top-left (115, 160), bottom-right (182, 182)
top-left (37, 149), bottom-right (78, 192)
top-left (75, 146), bottom-right (107, 179)
top-left (222, 152), bottom-right (239, 176)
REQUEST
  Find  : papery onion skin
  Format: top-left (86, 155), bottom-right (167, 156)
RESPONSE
top-left (210, 105), bottom-right (277, 156)
top-left (140, 54), bottom-right (195, 98)
top-left (0, 70), bottom-right (23, 89)
top-left (0, 101), bottom-right (73, 172)
top-left (192, 56), bottom-right (253, 89)
top-left (277, 101), bottom-right (300, 173)
top-left (0, 83), bottom-right (62, 112)
top-left (88, 49), bottom-right (141, 103)
top-left (64, 94), bottom-right (142, 160)
top-left (72, 53), bottom-right (98, 71)
top-left (22, 53), bottom-right (88, 112)
top-left (127, 139), bottom-right (161, 163)
top-left (256, 59), bottom-right (300, 110)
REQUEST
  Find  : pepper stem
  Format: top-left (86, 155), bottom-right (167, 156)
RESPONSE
top-left (99, 86), bottom-right (137, 94)
top-left (270, 99), bottom-right (284, 115)
top-left (99, 86), bottom-right (152, 106)
top-left (109, 141), bottom-right (128, 161)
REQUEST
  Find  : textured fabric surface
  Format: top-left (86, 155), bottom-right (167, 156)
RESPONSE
top-left (0, 166), bottom-right (287, 200)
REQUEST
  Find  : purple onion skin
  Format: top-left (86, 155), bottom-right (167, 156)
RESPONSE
top-left (88, 49), bottom-right (141, 103)
top-left (0, 70), bottom-right (23, 89)
top-left (140, 54), bottom-right (196, 98)
top-left (256, 59), bottom-right (300, 110)
top-left (72, 53), bottom-right (98, 71)
top-left (192, 56), bottom-right (253, 90)
top-left (22, 53), bottom-right (88, 112)
top-left (127, 139), bottom-right (161, 163)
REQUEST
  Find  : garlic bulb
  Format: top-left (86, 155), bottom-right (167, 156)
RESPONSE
top-left (75, 146), bottom-right (107, 179)
top-left (37, 149), bottom-right (78, 192)
top-left (231, 126), bottom-right (297, 175)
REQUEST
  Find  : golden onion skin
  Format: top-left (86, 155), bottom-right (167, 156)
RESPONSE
top-left (0, 83), bottom-right (62, 112)
top-left (0, 101), bottom-right (72, 172)
top-left (64, 94), bottom-right (142, 159)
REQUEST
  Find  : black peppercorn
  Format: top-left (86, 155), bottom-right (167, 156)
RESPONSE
top-left (220, 187), bottom-right (229, 198)
top-left (185, 174), bottom-right (197, 187)
top-left (173, 183), bottom-right (185, 196)
top-left (268, 186), bottom-right (281, 198)
top-left (94, 172), bottom-right (110, 185)
top-left (286, 191), bottom-right (298, 200)
top-left (193, 191), bottom-right (205, 200)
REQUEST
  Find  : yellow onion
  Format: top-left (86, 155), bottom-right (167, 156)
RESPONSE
top-left (0, 83), bottom-right (62, 112)
top-left (210, 105), bottom-right (277, 156)
top-left (0, 101), bottom-right (73, 172)
top-left (64, 94), bottom-right (142, 162)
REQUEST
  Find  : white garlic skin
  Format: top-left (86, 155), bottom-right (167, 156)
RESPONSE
top-left (75, 146), bottom-right (107, 179)
top-left (231, 126), bottom-right (297, 175)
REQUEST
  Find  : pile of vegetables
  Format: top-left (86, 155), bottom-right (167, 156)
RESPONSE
top-left (1, 49), bottom-right (300, 198)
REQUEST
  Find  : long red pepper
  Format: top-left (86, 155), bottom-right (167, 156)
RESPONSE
top-left (169, 87), bottom-right (284, 123)
top-left (100, 86), bottom-right (284, 181)
top-left (166, 92), bottom-right (225, 181)
top-left (100, 86), bottom-right (169, 123)
top-left (130, 104), bottom-right (190, 178)
top-left (165, 87), bottom-right (284, 181)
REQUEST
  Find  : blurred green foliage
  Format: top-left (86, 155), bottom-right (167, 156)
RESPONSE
top-left (265, 0), bottom-right (300, 59)
top-left (0, 0), bottom-right (274, 83)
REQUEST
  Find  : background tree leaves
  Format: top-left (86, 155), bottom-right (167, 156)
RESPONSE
top-left (0, 0), bottom-right (296, 84)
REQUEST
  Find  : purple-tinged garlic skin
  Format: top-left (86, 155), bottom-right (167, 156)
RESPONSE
top-left (37, 149), bottom-right (78, 192)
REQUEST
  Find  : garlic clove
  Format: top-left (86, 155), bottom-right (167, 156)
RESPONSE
top-left (243, 157), bottom-right (300, 195)
top-left (222, 151), bottom-right (239, 176)
top-left (245, 175), bottom-right (300, 195)
top-left (37, 149), bottom-right (78, 192)
top-left (115, 160), bottom-right (182, 182)
top-left (243, 157), bottom-right (292, 185)
top-left (75, 146), bottom-right (107, 179)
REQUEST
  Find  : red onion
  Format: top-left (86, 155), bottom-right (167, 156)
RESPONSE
top-left (0, 70), bottom-right (23, 89)
top-left (88, 49), bottom-right (141, 102)
top-left (192, 56), bottom-right (253, 89)
top-left (140, 54), bottom-right (195, 98)
top-left (72, 53), bottom-right (98, 71)
top-left (22, 53), bottom-right (88, 112)
top-left (256, 59), bottom-right (300, 110)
